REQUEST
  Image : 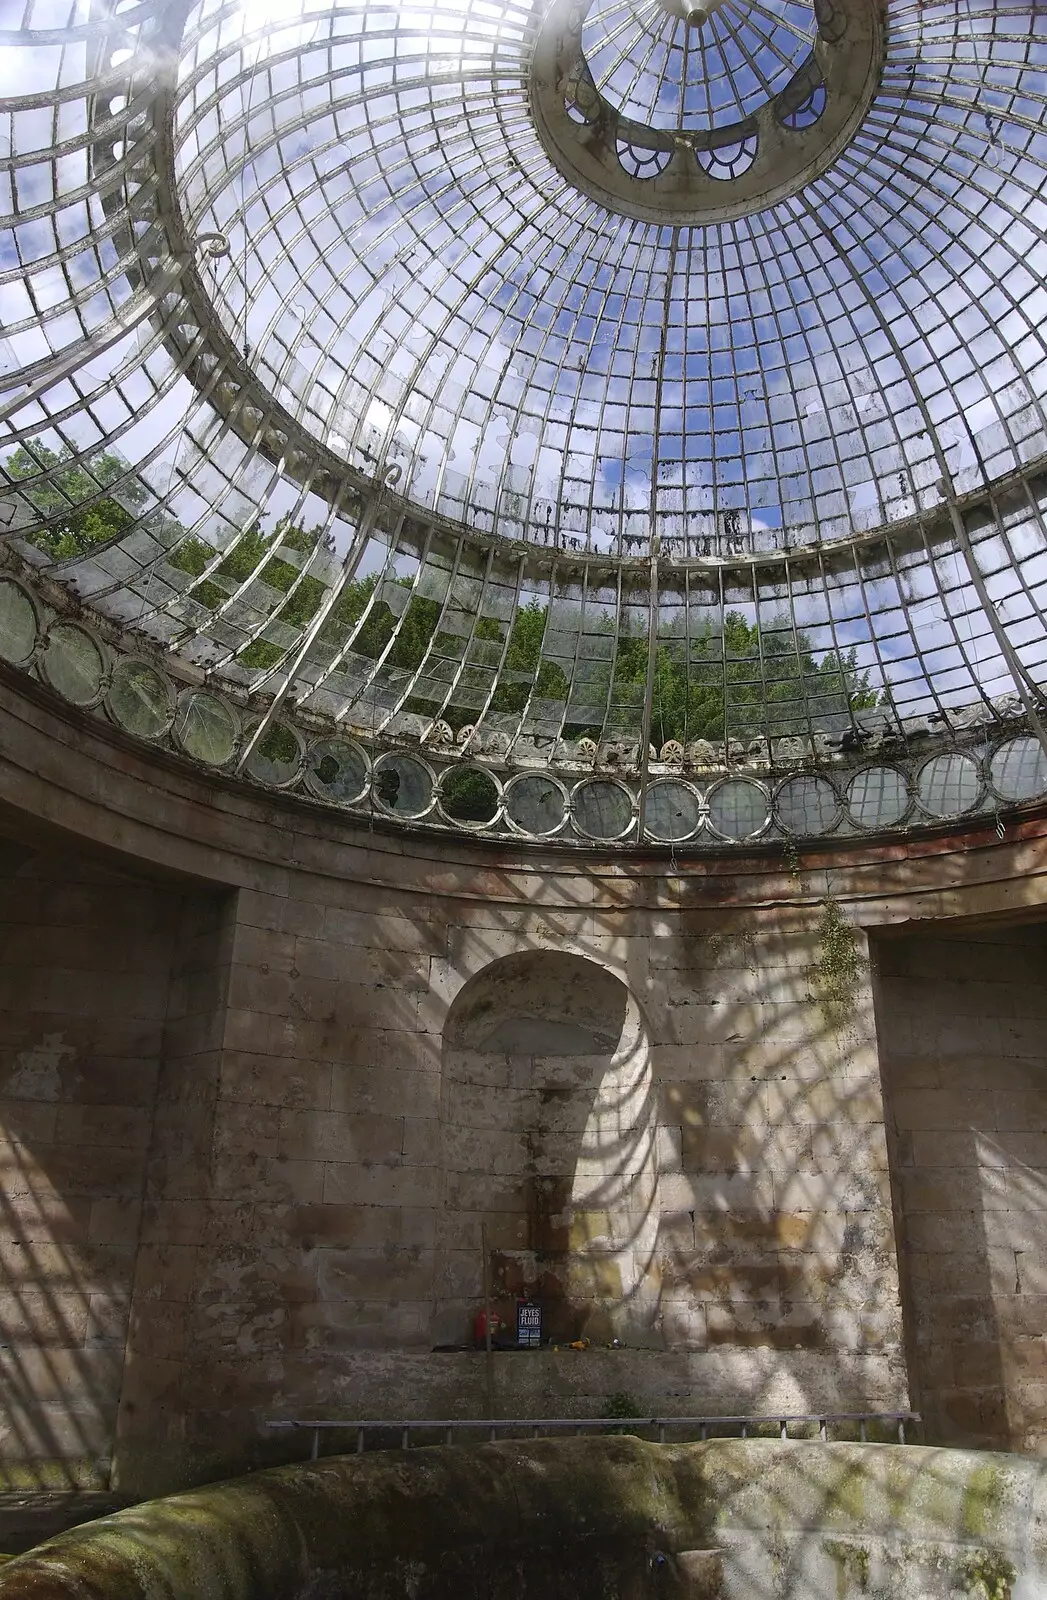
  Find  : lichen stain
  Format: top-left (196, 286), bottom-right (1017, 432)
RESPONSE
top-left (4, 1034), bottom-right (75, 1101)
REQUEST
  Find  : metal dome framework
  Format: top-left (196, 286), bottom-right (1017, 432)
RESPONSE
top-left (2, 0), bottom-right (1047, 849)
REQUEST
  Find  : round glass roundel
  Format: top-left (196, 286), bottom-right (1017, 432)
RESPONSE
top-left (438, 766), bottom-right (501, 827)
top-left (990, 737), bottom-right (1047, 803)
top-left (106, 659), bottom-right (174, 741)
top-left (245, 722), bottom-right (303, 788)
top-left (707, 779), bottom-right (770, 841)
top-left (917, 753), bottom-right (982, 818)
top-left (645, 780), bottom-right (703, 843)
top-left (775, 774), bottom-right (839, 837)
top-left (40, 624), bottom-right (105, 705)
top-left (504, 774), bottom-right (567, 837)
top-left (572, 779), bottom-right (635, 841)
top-left (0, 581), bottom-right (37, 666)
top-left (175, 691), bottom-right (239, 767)
top-left (372, 755), bottom-right (434, 819)
top-left (305, 739), bottom-right (369, 805)
top-left (847, 766), bottom-right (910, 828)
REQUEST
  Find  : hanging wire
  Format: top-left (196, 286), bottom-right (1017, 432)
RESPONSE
top-left (963, 0), bottom-right (1002, 166)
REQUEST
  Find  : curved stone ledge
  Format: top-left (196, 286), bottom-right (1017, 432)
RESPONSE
top-left (2, 663), bottom-right (1047, 930)
top-left (0, 1439), bottom-right (1043, 1600)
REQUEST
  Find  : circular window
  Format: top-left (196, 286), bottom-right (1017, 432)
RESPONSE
top-left (245, 721), bottom-right (303, 788)
top-left (572, 779), bottom-right (635, 842)
top-left (917, 753), bottom-right (982, 818)
top-left (645, 780), bottom-right (703, 843)
top-left (846, 766), bottom-right (910, 829)
top-left (775, 774), bottom-right (839, 837)
top-left (174, 691), bottom-right (239, 767)
top-left (990, 737), bottom-right (1047, 804)
top-left (106, 658), bottom-right (174, 740)
top-left (707, 778), bottom-right (770, 841)
top-left (305, 739), bottom-right (369, 805)
top-left (40, 623), bottom-right (106, 705)
top-left (504, 774), bottom-right (568, 837)
top-left (372, 754), bottom-right (434, 819)
top-left (0, 580), bottom-right (38, 665)
top-left (438, 765), bottom-right (501, 827)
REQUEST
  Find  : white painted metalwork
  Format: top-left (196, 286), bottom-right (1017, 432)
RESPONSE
top-left (1, 2), bottom-right (1046, 846)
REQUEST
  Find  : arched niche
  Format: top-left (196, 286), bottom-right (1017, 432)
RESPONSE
top-left (435, 951), bottom-right (660, 1349)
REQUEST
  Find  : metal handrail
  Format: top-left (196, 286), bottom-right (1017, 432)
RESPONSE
top-left (266, 1411), bottom-right (921, 1461)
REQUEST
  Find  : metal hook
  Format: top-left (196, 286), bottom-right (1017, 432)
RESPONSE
top-left (194, 231), bottom-right (231, 260)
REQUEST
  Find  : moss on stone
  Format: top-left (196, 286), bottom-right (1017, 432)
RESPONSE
top-left (958, 1547), bottom-right (1016, 1600)
top-left (961, 1464), bottom-right (1004, 1540)
top-left (0, 1440), bottom-right (716, 1600)
top-left (823, 1538), bottom-right (870, 1593)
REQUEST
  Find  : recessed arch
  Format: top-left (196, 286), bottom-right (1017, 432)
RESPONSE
top-left (435, 951), bottom-right (661, 1349)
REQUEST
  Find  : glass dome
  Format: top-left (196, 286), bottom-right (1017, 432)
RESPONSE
top-left (580, 0), bottom-right (820, 132)
top-left (1, 0), bottom-right (1046, 849)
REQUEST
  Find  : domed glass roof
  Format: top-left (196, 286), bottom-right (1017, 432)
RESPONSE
top-left (581, 0), bottom-right (819, 131)
top-left (1, 0), bottom-right (1047, 849)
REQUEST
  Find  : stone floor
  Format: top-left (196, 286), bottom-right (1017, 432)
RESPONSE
top-left (0, 1494), bottom-right (131, 1556)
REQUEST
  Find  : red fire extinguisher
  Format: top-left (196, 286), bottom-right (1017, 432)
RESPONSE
top-left (473, 1307), bottom-right (502, 1347)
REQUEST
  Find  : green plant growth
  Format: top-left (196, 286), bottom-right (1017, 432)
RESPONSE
top-left (822, 1539), bottom-right (870, 1591)
top-left (4, 443), bottom-right (148, 559)
top-left (439, 765), bottom-right (499, 824)
top-left (810, 896), bottom-right (863, 1027)
top-left (254, 723), bottom-right (299, 766)
top-left (958, 1549), bottom-right (1016, 1600)
top-left (4, 448), bottom-right (879, 741)
top-left (603, 1392), bottom-right (645, 1432)
top-left (489, 599), bottom-right (570, 713)
top-left (962, 1464), bottom-right (1004, 1540)
top-left (611, 609), bottom-right (879, 745)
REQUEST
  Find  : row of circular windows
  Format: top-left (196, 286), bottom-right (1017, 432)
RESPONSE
top-left (2, 578), bottom-right (1045, 845)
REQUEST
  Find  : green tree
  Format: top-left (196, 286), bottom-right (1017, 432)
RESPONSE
top-left (4, 449), bottom-right (876, 735)
top-left (610, 610), bottom-right (877, 746)
top-left (490, 599), bottom-right (570, 713)
top-left (3, 443), bottom-right (147, 560)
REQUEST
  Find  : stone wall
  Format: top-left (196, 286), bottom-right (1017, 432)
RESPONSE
top-left (875, 922), bottom-right (1047, 1454)
top-left (101, 878), bottom-right (904, 1491)
top-left (0, 845), bottom-right (192, 1486)
top-left (0, 833), bottom-right (909, 1493)
top-left (3, 670), bottom-right (1047, 1489)
top-left (116, 890), bottom-right (236, 1479)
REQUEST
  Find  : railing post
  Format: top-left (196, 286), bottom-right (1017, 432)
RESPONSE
top-left (266, 1410), bottom-right (917, 1458)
